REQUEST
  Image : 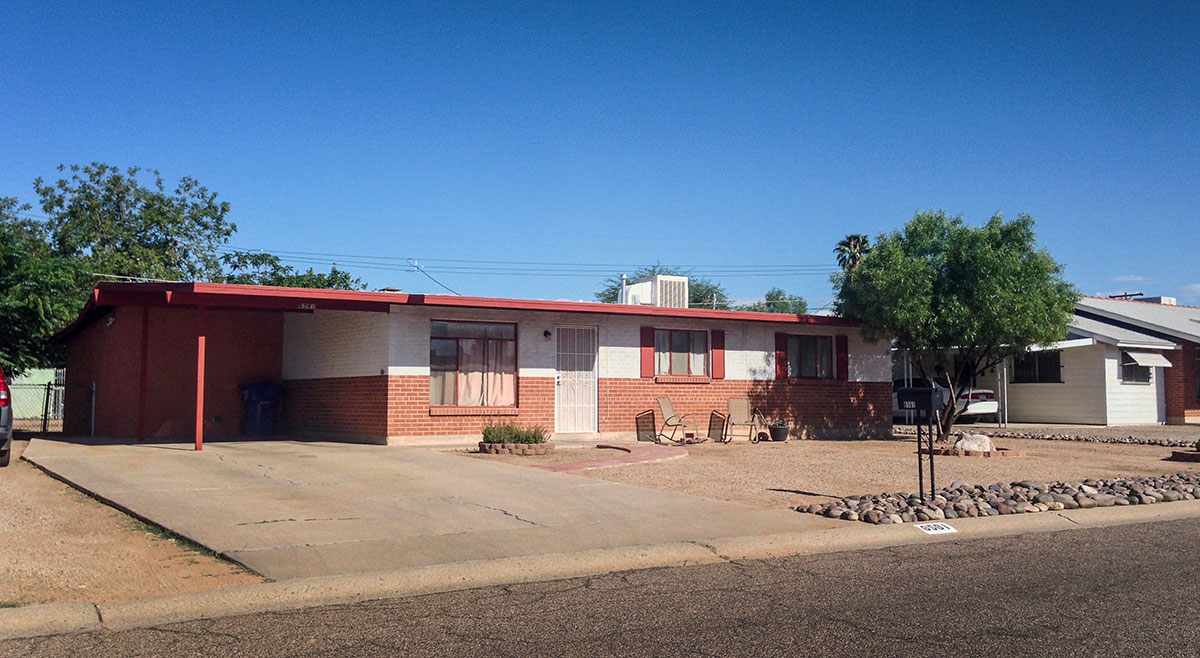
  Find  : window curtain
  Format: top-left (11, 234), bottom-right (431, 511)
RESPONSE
top-left (456, 338), bottom-right (515, 406)
top-left (457, 339), bottom-right (486, 405)
top-left (655, 330), bottom-right (671, 375)
top-left (484, 339), bottom-right (516, 406)
top-left (689, 332), bottom-right (706, 375)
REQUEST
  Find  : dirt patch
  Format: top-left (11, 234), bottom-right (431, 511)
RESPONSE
top-left (0, 440), bottom-right (261, 606)
top-left (550, 437), bottom-right (1195, 510)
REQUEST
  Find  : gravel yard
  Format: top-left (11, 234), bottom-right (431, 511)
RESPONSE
top-left (476, 435), bottom-right (1196, 510)
top-left (0, 440), bottom-right (261, 606)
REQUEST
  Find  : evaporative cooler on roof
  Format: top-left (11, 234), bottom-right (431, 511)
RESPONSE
top-left (620, 275), bottom-right (689, 308)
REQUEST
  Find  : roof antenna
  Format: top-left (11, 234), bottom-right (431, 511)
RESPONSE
top-left (1108, 292), bottom-right (1143, 300)
top-left (407, 259), bottom-right (462, 296)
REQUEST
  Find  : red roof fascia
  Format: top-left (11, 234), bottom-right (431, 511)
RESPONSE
top-left (399, 293), bottom-right (861, 325)
top-left (58, 282), bottom-right (861, 340)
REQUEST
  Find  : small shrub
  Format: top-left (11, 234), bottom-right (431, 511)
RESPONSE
top-left (481, 422), bottom-right (550, 444)
top-left (769, 419), bottom-right (789, 428)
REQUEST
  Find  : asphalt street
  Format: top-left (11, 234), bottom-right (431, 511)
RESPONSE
top-left (5, 518), bottom-right (1199, 657)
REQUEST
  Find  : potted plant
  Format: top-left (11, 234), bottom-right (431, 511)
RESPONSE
top-left (478, 422), bottom-right (554, 455)
top-left (768, 419), bottom-right (790, 442)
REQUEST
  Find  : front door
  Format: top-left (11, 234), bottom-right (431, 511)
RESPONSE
top-left (555, 326), bottom-right (598, 433)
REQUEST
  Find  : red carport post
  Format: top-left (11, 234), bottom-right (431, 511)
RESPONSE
top-left (136, 306), bottom-right (149, 442)
top-left (194, 305), bottom-right (206, 451)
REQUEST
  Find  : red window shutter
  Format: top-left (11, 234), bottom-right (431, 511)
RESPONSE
top-left (710, 330), bottom-right (725, 379)
top-left (836, 334), bottom-right (849, 381)
top-left (640, 327), bottom-right (655, 378)
top-left (775, 333), bottom-right (788, 380)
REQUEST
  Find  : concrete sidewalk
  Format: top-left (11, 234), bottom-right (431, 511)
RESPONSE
top-left (23, 438), bottom-right (834, 581)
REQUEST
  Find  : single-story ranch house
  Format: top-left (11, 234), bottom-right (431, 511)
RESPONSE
top-left (57, 282), bottom-right (893, 447)
top-left (999, 296), bottom-right (1199, 425)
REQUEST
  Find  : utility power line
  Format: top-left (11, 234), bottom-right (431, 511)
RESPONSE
top-left (217, 246), bottom-right (835, 272)
top-left (214, 247), bottom-right (836, 279)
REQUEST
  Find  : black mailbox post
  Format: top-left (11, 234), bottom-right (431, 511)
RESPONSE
top-left (896, 387), bottom-right (944, 502)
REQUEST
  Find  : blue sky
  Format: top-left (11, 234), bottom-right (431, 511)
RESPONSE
top-left (3, 2), bottom-right (1198, 307)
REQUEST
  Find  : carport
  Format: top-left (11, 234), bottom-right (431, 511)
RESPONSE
top-left (56, 283), bottom-right (395, 450)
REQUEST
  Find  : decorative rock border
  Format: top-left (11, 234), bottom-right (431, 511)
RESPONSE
top-left (798, 473), bottom-right (1200, 525)
top-left (918, 447), bottom-right (1026, 458)
top-left (478, 442), bottom-right (555, 456)
top-left (895, 425), bottom-right (1196, 448)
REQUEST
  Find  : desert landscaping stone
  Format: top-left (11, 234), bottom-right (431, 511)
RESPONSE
top-left (896, 425), bottom-right (1197, 448)
top-left (953, 434), bottom-right (995, 452)
top-left (797, 473), bottom-right (1200, 525)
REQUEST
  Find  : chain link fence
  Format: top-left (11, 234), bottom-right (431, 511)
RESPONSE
top-left (8, 373), bottom-right (94, 435)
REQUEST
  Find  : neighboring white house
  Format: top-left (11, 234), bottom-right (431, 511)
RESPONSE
top-left (1001, 316), bottom-right (1175, 425)
top-left (1000, 296), bottom-right (1200, 425)
top-left (890, 297), bottom-right (1186, 426)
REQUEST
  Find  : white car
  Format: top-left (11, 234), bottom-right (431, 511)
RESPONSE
top-left (892, 378), bottom-right (998, 423)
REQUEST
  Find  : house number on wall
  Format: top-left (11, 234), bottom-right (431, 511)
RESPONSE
top-left (298, 303), bottom-right (317, 310)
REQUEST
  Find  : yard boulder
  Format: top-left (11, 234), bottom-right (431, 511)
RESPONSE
top-left (953, 434), bottom-right (995, 453)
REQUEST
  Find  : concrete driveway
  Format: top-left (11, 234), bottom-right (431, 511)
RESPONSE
top-left (23, 439), bottom-right (831, 581)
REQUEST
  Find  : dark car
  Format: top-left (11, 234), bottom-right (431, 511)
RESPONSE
top-left (0, 365), bottom-right (12, 466)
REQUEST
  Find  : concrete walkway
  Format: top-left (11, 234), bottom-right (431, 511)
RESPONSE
top-left (23, 438), bottom-right (833, 581)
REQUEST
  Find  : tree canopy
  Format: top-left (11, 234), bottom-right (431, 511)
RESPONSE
top-left (833, 210), bottom-right (1078, 438)
top-left (834, 233), bottom-right (871, 271)
top-left (0, 198), bottom-right (85, 374)
top-left (0, 163), bottom-right (368, 373)
top-left (734, 288), bottom-right (808, 315)
top-left (219, 251), bottom-right (365, 290)
top-left (35, 164), bottom-right (235, 282)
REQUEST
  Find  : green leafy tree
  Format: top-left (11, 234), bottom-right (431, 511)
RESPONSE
top-left (833, 211), bottom-right (1077, 440)
top-left (0, 198), bottom-right (85, 374)
top-left (34, 163), bottom-right (235, 282)
top-left (595, 264), bottom-right (731, 309)
top-left (834, 233), bottom-right (871, 271)
top-left (734, 288), bottom-right (808, 314)
top-left (219, 251), bottom-right (365, 290)
top-left (1, 164), bottom-right (372, 372)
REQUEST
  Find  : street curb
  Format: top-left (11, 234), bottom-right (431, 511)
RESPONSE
top-left (0, 603), bottom-right (101, 640)
top-left (4, 499), bottom-right (1200, 641)
top-left (97, 542), bottom-right (721, 632)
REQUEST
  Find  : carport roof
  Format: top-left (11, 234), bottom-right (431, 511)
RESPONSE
top-left (1077, 296), bottom-right (1200, 344)
top-left (1067, 313), bottom-right (1178, 350)
top-left (57, 281), bottom-right (860, 340)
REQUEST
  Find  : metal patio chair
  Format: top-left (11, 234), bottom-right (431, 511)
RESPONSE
top-left (656, 397), bottom-right (699, 445)
top-left (723, 398), bottom-right (769, 443)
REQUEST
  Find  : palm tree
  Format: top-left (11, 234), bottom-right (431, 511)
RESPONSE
top-left (834, 234), bottom-right (871, 270)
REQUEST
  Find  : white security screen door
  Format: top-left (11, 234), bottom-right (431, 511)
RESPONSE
top-left (555, 326), bottom-right (598, 433)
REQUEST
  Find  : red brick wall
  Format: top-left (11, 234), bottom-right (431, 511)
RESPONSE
top-left (596, 379), bottom-right (892, 439)
top-left (65, 307), bottom-right (283, 438)
top-left (282, 376), bottom-right (389, 442)
top-left (375, 374), bottom-right (890, 440)
top-left (385, 376), bottom-right (555, 437)
top-left (1164, 342), bottom-right (1200, 424)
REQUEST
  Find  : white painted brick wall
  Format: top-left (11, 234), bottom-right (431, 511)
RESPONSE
top-left (848, 332), bottom-right (892, 383)
top-left (387, 307), bottom-right (888, 383)
top-left (1004, 344), bottom-right (1108, 424)
top-left (282, 311), bottom-right (390, 380)
top-left (1104, 345), bottom-right (1165, 424)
